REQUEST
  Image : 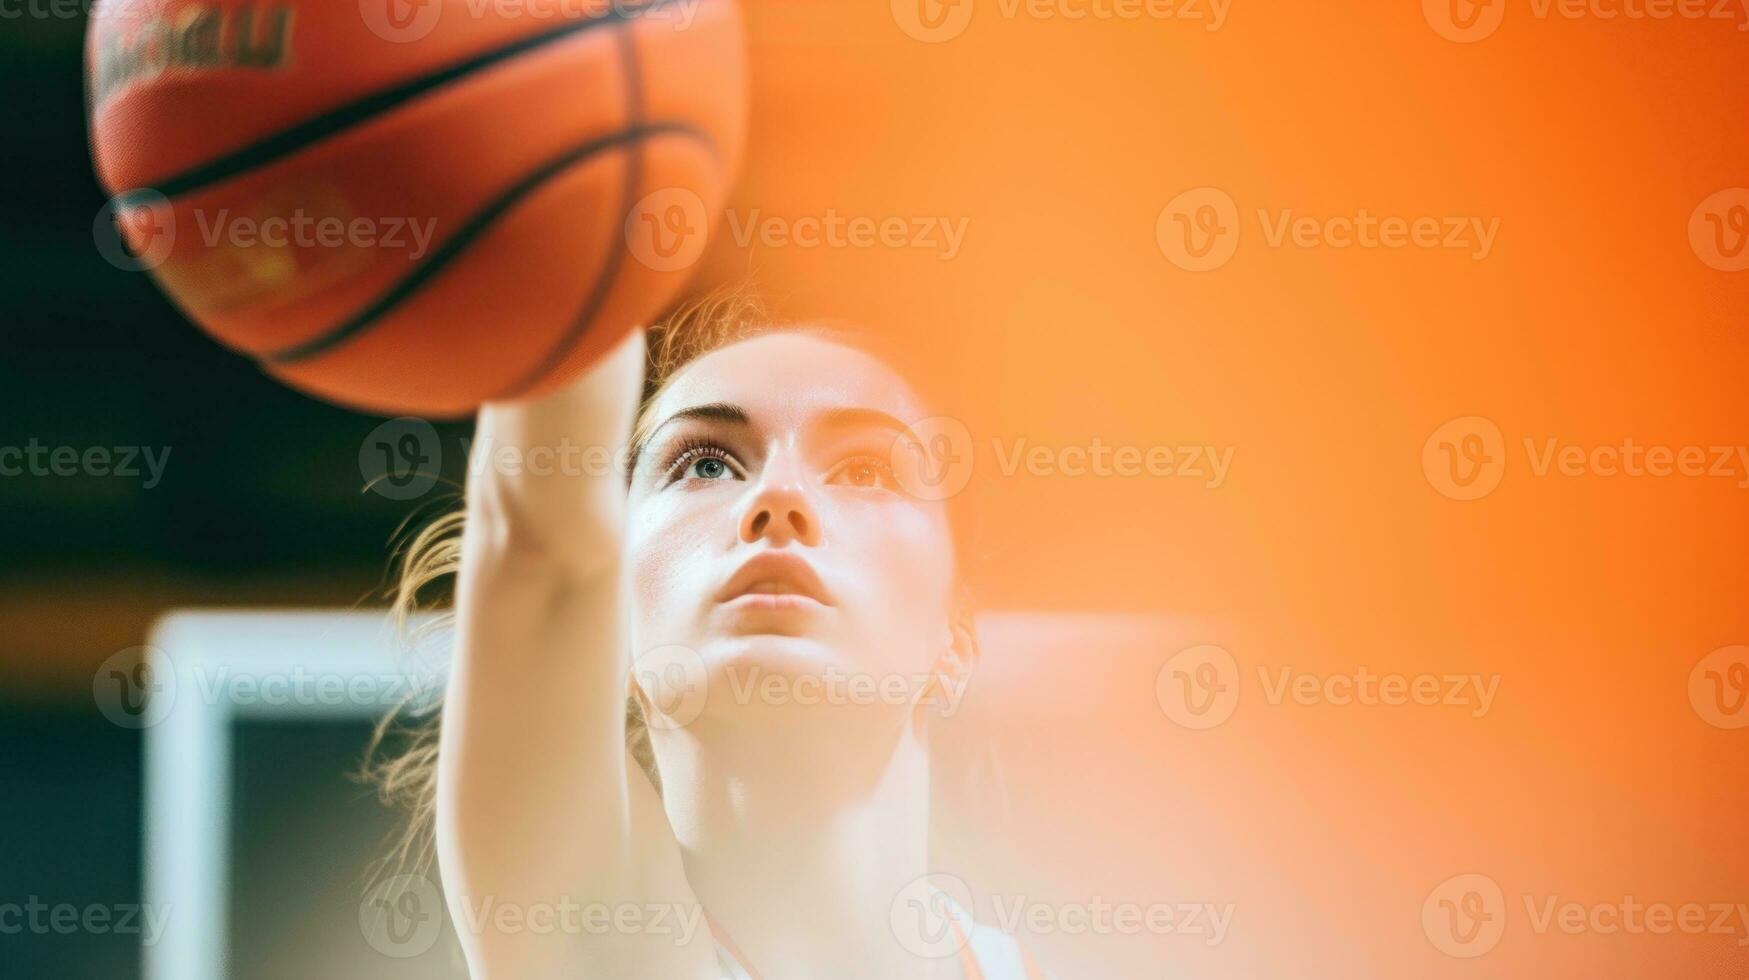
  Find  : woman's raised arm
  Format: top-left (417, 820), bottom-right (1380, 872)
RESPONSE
top-left (435, 330), bottom-right (712, 979)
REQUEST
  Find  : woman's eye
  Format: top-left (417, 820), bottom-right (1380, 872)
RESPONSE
top-left (829, 456), bottom-right (897, 490)
top-left (690, 456), bottom-right (731, 480)
top-left (664, 443), bottom-right (741, 484)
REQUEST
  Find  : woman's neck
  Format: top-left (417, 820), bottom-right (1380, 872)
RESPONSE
top-left (653, 718), bottom-right (950, 980)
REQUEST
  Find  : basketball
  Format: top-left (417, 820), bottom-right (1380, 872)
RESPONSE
top-left (85, 0), bottom-right (745, 417)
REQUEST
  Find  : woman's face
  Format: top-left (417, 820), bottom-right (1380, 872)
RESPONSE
top-left (625, 332), bottom-right (962, 730)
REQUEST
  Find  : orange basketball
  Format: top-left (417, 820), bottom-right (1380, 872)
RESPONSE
top-left (85, 0), bottom-right (745, 417)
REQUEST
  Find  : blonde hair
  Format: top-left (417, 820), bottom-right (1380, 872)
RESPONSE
top-left (362, 288), bottom-right (978, 875)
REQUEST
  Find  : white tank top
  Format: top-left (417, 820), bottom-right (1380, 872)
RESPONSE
top-left (708, 892), bottom-right (1055, 980)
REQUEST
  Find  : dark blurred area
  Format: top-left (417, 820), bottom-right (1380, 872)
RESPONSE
top-left (1, 13), bottom-right (465, 978)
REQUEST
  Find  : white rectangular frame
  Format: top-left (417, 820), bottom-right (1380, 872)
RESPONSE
top-left (142, 609), bottom-right (441, 980)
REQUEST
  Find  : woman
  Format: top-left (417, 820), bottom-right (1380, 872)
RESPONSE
top-left (373, 296), bottom-right (1054, 979)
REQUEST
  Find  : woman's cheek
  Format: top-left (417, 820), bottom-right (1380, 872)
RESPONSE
top-left (859, 505), bottom-right (956, 666)
top-left (628, 496), bottom-right (709, 640)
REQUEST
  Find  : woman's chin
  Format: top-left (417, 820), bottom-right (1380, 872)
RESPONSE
top-left (700, 632), bottom-right (844, 678)
top-left (690, 635), bottom-right (925, 733)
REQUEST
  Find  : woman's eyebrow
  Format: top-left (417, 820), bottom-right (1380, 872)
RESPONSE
top-left (629, 403), bottom-right (751, 479)
top-left (648, 402), bottom-right (750, 442)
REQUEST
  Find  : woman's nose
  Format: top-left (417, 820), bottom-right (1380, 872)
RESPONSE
top-left (738, 453), bottom-right (822, 547)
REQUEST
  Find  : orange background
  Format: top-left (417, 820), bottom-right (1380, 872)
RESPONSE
top-left (701, 1), bottom-right (1749, 975)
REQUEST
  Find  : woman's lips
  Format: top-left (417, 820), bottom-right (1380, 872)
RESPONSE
top-left (719, 591), bottom-right (826, 612)
top-left (715, 551), bottom-right (835, 606)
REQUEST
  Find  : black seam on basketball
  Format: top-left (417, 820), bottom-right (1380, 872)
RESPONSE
top-left (256, 121), bottom-right (713, 366)
top-left (489, 20), bottom-right (651, 401)
top-left (113, 0), bottom-right (698, 205)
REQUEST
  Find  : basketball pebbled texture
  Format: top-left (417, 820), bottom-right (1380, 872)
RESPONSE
top-left (86, 0), bottom-right (746, 417)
